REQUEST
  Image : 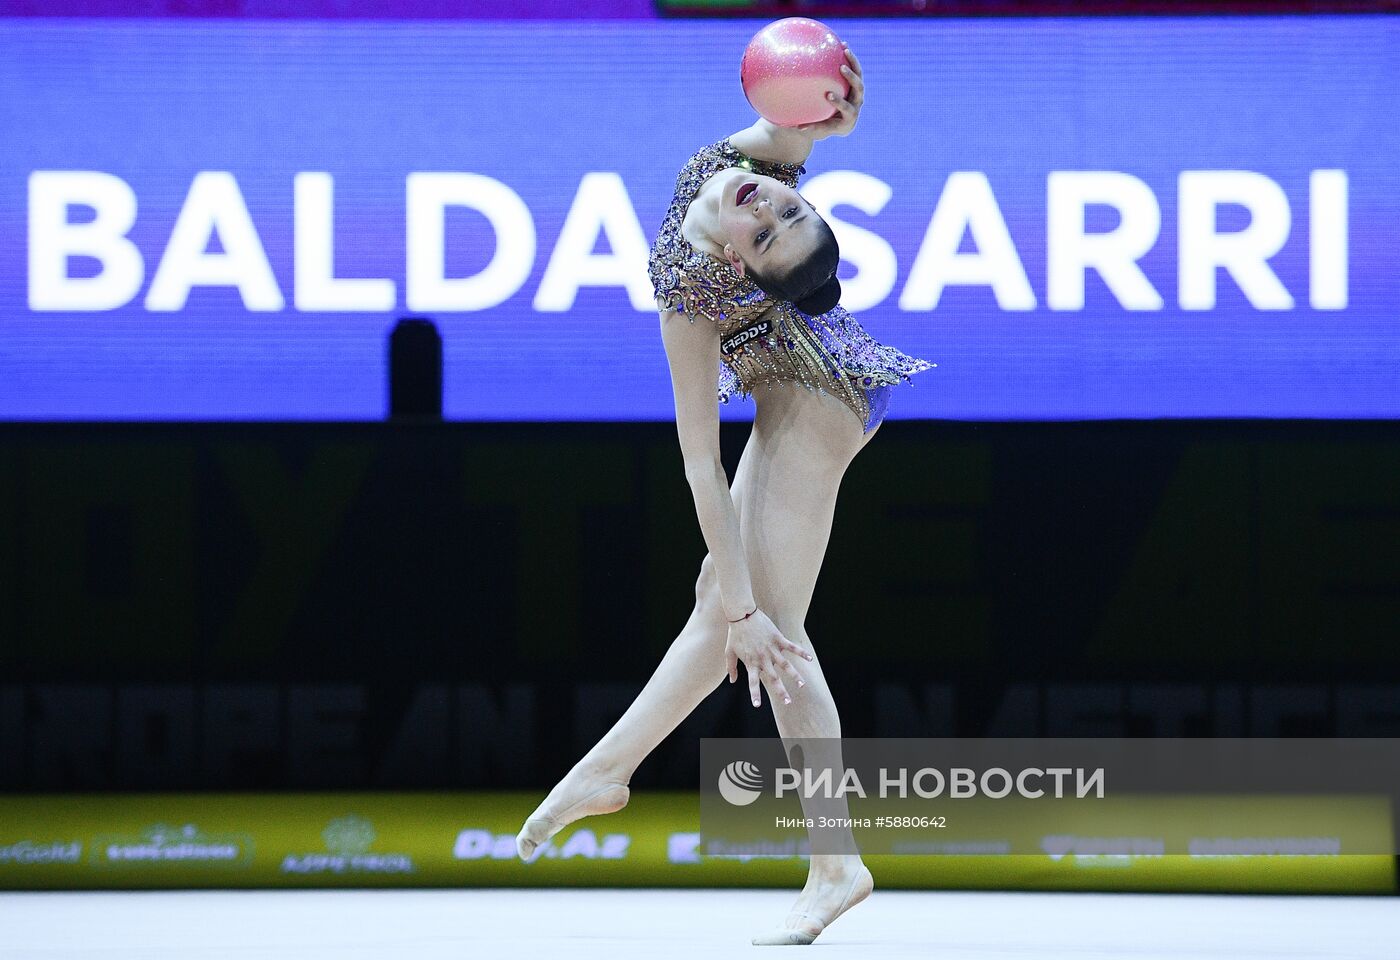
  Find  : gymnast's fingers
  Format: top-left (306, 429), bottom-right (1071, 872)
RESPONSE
top-left (843, 43), bottom-right (863, 79)
top-left (782, 637), bottom-right (814, 662)
top-left (841, 63), bottom-right (864, 108)
top-left (762, 660), bottom-right (792, 706)
top-left (775, 654), bottom-right (805, 692)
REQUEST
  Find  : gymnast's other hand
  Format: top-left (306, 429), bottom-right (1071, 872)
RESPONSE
top-left (796, 44), bottom-right (864, 141)
top-left (725, 608), bottom-right (814, 708)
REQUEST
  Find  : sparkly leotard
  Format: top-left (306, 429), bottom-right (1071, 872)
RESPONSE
top-left (647, 138), bottom-right (934, 434)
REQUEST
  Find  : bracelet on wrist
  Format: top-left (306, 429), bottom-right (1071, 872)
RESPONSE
top-left (727, 605), bottom-right (758, 624)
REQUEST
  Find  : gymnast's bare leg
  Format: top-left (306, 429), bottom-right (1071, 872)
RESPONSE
top-left (730, 384), bottom-right (874, 945)
top-left (516, 382), bottom-right (877, 941)
top-left (511, 435), bottom-right (765, 854)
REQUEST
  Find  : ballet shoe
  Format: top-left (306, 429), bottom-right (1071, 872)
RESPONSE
top-left (751, 864), bottom-right (873, 946)
top-left (515, 781), bottom-right (630, 862)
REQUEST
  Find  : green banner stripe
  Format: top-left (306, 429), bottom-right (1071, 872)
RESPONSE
top-left (0, 792), bottom-right (1392, 893)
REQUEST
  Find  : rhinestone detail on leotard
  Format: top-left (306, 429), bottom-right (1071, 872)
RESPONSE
top-left (647, 138), bottom-right (934, 433)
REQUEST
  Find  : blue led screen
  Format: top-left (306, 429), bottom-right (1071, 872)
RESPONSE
top-left (1, 18), bottom-right (1397, 420)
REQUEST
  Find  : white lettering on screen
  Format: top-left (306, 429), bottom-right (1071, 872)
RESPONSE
top-left (27, 169), bottom-right (1349, 314)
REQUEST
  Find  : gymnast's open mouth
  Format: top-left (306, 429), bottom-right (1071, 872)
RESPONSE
top-left (736, 182), bottom-right (758, 206)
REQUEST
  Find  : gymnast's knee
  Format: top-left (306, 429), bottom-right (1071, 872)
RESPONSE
top-left (692, 555), bottom-right (733, 647)
top-left (694, 553), bottom-right (718, 606)
top-left (774, 617), bottom-right (813, 651)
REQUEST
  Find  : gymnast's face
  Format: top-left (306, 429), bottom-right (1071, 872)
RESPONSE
top-left (718, 174), bottom-right (823, 279)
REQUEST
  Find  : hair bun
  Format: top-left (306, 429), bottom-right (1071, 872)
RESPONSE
top-left (794, 276), bottom-right (842, 316)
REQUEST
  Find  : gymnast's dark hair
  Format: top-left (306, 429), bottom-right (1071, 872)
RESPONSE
top-left (747, 216), bottom-right (842, 316)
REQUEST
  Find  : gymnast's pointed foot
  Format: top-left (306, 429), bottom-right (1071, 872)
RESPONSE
top-left (515, 767), bottom-right (630, 862)
top-left (751, 860), bottom-right (873, 946)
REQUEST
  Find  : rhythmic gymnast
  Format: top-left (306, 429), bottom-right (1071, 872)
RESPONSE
top-left (516, 43), bottom-right (934, 945)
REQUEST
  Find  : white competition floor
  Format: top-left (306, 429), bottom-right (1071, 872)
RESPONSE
top-left (3, 888), bottom-right (1397, 959)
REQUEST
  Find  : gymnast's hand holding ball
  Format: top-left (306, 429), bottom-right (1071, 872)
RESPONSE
top-left (741, 17), bottom-right (865, 141)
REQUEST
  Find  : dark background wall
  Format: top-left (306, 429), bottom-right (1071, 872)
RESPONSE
top-left (2, 420), bottom-right (1398, 793)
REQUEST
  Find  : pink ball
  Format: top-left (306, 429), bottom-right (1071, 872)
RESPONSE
top-left (740, 17), bottom-right (850, 128)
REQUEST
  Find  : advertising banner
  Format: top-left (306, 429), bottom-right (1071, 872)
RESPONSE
top-left (0, 791), bottom-right (1392, 893)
